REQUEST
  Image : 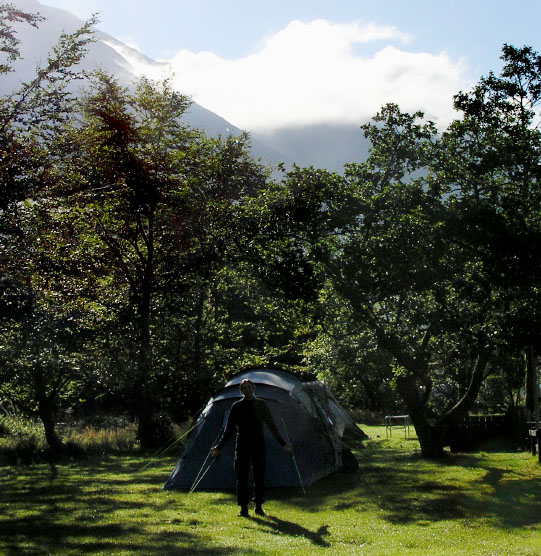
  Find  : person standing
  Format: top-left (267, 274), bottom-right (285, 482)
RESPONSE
top-left (210, 378), bottom-right (292, 517)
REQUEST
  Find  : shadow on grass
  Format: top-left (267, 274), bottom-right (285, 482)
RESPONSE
top-left (251, 515), bottom-right (330, 547)
top-left (266, 439), bottom-right (541, 530)
top-left (2, 442), bottom-right (540, 553)
top-left (0, 457), bottom-right (255, 556)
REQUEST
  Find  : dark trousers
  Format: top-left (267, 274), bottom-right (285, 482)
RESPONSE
top-left (235, 448), bottom-right (266, 507)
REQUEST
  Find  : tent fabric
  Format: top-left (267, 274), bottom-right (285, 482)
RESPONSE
top-left (163, 368), bottom-right (367, 490)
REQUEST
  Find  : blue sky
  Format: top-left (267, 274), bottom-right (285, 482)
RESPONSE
top-left (39, 0), bottom-right (541, 131)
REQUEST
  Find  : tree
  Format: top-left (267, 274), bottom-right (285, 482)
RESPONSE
top-left (331, 105), bottom-right (493, 457)
top-left (301, 292), bottom-right (397, 414)
top-left (0, 3), bottom-right (43, 75)
top-left (0, 5), bottom-right (96, 211)
top-left (436, 44), bottom-right (541, 414)
top-left (56, 72), bottom-right (268, 449)
top-left (0, 203), bottom-right (87, 453)
top-left (301, 45), bottom-right (541, 457)
top-left (0, 7), bottom-right (98, 453)
top-left (270, 103), bottom-right (493, 457)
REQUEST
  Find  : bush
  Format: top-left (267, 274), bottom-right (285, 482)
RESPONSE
top-left (0, 414), bottom-right (140, 464)
top-left (0, 415), bottom-right (48, 465)
top-left (63, 421), bottom-right (138, 454)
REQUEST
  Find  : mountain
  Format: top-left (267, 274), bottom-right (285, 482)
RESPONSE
top-left (256, 123), bottom-right (370, 172)
top-left (3, 0), bottom-right (369, 172)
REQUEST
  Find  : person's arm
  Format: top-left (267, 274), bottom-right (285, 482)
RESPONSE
top-left (211, 403), bottom-right (238, 457)
top-left (260, 401), bottom-right (290, 449)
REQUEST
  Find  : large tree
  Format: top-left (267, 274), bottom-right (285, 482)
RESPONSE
top-left (436, 44), bottom-right (541, 415)
top-left (0, 6), bottom-right (97, 453)
top-left (274, 45), bottom-right (540, 457)
top-left (55, 72), bottom-right (268, 449)
top-left (337, 46), bottom-right (540, 456)
top-left (318, 105), bottom-right (489, 457)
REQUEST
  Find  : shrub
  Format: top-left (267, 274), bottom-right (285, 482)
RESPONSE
top-left (0, 414), bottom-right (47, 465)
top-left (63, 421), bottom-right (138, 454)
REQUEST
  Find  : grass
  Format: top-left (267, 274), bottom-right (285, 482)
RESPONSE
top-left (1, 425), bottom-right (540, 555)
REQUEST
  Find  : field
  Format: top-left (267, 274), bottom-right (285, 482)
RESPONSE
top-left (1, 426), bottom-right (540, 555)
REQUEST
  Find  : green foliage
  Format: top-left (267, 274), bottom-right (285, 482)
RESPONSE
top-left (0, 3), bottom-right (43, 75)
top-left (437, 44), bottom-right (541, 353)
top-left (1, 11), bottom-right (539, 464)
top-left (0, 10), bottom-right (97, 210)
top-left (0, 413), bottom-right (140, 464)
top-left (46, 71), bottom-right (271, 446)
top-left (276, 46), bottom-right (541, 458)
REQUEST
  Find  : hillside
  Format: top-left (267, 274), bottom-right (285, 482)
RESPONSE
top-left (3, 0), bottom-right (370, 172)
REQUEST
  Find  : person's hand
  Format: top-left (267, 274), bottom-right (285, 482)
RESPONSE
top-left (283, 443), bottom-right (292, 453)
top-left (210, 447), bottom-right (220, 458)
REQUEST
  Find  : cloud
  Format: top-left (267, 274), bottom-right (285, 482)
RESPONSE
top-left (120, 19), bottom-right (468, 131)
top-left (117, 36), bottom-right (143, 53)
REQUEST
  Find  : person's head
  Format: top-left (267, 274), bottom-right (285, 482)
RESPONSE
top-left (240, 379), bottom-right (255, 399)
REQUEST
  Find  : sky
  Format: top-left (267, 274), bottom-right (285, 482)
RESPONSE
top-left (38, 0), bottom-right (541, 132)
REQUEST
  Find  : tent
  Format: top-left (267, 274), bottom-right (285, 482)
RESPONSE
top-left (163, 368), bottom-right (367, 490)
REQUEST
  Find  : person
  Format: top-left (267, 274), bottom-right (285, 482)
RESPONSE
top-left (210, 378), bottom-right (292, 517)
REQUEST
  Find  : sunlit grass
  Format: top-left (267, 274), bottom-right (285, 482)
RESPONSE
top-left (1, 425), bottom-right (540, 555)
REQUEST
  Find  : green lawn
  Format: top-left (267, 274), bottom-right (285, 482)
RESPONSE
top-left (1, 426), bottom-right (539, 555)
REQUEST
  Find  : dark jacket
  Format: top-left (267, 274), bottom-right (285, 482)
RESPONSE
top-left (216, 397), bottom-right (286, 452)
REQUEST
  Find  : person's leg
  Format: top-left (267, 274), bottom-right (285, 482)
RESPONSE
top-left (252, 451), bottom-right (267, 515)
top-left (235, 451), bottom-right (250, 515)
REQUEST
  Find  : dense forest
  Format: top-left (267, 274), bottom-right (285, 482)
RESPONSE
top-left (1, 5), bottom-right (540, 458)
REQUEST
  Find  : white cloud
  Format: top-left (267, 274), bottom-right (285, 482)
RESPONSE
top-left (121, 19), bottom-right (468, 131)
top-left (101, 38), bottom-right (169, 82)
top-left (117, 36), bottom-right (143, 53)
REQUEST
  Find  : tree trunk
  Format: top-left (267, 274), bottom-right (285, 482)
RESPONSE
top-left (414, 423), bottom-right (446, 459)
top-left (396, 373), bottom-right (446, 458)
top-left (444, 350), bottom-right (490, 424)
top-left (192, 275), bottom-right (212, 391)
top-left (135, 278), bottom-right (157, 451)
top-left (526, 347), bottom-right (535, 418)
top-left (33, 366), bottom-right (65, 454)
top-left (38, 398), bottom-right (65, 454)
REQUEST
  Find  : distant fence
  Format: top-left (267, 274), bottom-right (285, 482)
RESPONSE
top-left (449, 408), bottom-right (530, 452)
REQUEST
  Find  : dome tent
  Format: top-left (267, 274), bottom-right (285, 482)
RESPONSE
top-left (163, 368), bottom-right (367, 490)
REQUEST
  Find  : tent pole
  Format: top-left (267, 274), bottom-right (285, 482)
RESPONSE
top-left (189, 458), bottom-right (216, 493)
top-left (189, 427), bottom-right (223, 493)
top-left (281, 417), bottom-right (306, 494)
top-left (189, 451), bottom-right (212, 493)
